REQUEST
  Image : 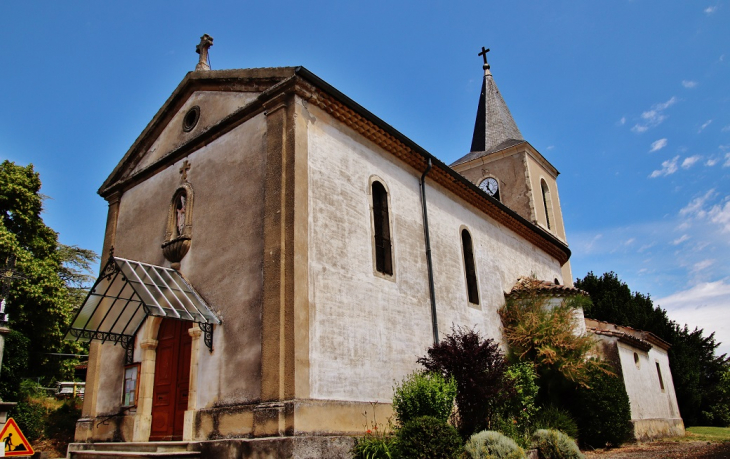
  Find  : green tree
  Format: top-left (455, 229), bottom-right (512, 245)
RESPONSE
top-left (575, 271), bottom-right (729, 426)
top-left (0, 160), bottom-right (96, 398)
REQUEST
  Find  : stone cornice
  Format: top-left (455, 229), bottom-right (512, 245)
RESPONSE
top-left (452, 141), bottom-right (560, 179)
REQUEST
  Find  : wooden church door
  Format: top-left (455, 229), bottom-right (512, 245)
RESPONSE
top-left (150, 319), bottom-right (192, 441)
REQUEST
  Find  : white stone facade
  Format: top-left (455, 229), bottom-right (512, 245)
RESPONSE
top-left (305, 100), bottom-right (564, 402)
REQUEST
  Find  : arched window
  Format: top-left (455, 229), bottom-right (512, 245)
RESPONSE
top-left (541, 179), bottom-right (555, 231)
top-left (372, 181), bottom-right (393, 276)
top-left (461, 229), bottom-right (479, 305)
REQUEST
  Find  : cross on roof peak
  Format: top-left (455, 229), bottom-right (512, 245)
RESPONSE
top-left (195, 34), bottom-right (214, 71)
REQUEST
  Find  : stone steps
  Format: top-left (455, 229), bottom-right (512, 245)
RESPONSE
top-left (67, 442), bottom-right (200, 459)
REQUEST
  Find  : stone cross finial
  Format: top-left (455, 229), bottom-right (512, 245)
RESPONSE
top-left (179, 159), bottom-right (191, 181)
top-left (195, 34), bottom-right (214, 71)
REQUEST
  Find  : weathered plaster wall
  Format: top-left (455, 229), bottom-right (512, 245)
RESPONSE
top-left (618, 342), bottom-right (682, 423)
top-left (90, 113), bottom-right (268, 426)
top-left (134, 91), bottom-right (260, 174)
top-left (304, 99), bottom-right (564, 402)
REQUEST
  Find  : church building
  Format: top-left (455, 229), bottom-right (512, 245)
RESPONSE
top-left (65, 39), bottom-right (679, 457)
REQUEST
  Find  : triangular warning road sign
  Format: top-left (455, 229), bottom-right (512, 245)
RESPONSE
top-left (0, 418), bottom-right (34, 457)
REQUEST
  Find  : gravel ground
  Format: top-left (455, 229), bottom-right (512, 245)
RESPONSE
top-left (584, 441), bottom-right (730, 459)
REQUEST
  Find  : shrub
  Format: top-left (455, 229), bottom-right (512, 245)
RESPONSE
top-left (392, 372), bottom-right (456, 425)
top-left (395, 416), bottom-right (463, 459)
top-left (352, 435), bottom-right (396, 459)
top-left (464, 430), bottom-right (526, 459)
top-left (570, 368), bottom-right (632, 448)
top-left (496, 362), bottom-right (540, 446)
top-left (531, 429), bottom-right (584, 459)
top-left (0, 331), bottom-right (30, 400)
top-left (534, 406), bottom-right (579, 440)
top-left (418, 327), bottom-right (512, 437)
top-left (11, 399), bottom-right (47, 441)
top-left (491, 416), bottom-right (524, 448)
top-left (499, 288), bottom-right (601, 397)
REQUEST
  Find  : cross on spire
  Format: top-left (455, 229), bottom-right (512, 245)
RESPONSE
top-left (478, 47), bottom-right (490, 65)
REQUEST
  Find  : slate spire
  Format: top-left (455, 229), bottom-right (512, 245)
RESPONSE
top-left (469, 56), bottom-right (523, 152)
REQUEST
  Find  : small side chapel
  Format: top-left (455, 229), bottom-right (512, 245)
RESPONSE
top-left (65, 39), bottom-right (674, 457)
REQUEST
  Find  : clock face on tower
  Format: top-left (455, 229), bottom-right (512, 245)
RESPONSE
top-left (479, 177), bottom-right (499, 197)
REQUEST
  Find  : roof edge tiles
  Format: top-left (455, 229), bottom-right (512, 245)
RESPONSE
top-left (506, 276), bottom-right (587, 298)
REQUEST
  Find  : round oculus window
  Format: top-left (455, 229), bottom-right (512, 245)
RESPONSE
top-left (182, 106), bottom-right (200, 132)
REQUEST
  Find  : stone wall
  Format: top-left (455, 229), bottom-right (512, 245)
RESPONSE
top-left (304, 98), bottom-right (564, 403)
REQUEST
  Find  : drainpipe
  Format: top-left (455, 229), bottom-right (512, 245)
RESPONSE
top-left (420, 158), bottom-right (439, 346)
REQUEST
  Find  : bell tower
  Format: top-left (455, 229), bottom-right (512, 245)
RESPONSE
top-left (450, 49), bottom-right (573, 285)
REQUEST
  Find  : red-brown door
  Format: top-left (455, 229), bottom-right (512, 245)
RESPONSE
top-left (150, 319), bottom-right (192, 441)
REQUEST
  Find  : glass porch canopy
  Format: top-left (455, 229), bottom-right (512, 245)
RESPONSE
top-left (65, 256), bottom-right (220, 345)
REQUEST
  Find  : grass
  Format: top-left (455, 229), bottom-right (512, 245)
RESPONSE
top-left (669, 426), bottom-right (730, 443)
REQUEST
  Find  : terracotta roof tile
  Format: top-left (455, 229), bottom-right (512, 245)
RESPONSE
top-left (506, 276), bottom-right (587, 297)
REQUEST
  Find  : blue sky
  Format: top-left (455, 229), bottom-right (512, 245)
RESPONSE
top-left (1, 1), bottom-right (729, 353)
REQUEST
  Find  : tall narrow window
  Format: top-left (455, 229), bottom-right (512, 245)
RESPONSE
top-left (541, 179), bottom-right (554, 231)
top-left (656, 362), bottom-right (665, 391)
top-left (461, 229), bottom-right (479, 305)
top-left (372, 181), bottom-right (393, 275)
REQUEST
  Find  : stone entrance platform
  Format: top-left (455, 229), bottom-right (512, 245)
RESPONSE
top-left (67, 436), bottom-right (355, 459)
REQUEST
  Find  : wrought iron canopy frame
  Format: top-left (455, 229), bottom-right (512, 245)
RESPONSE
top-left (65, 256), bottom-right (220, 352)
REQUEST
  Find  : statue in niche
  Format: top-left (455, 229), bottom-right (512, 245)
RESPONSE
top-left (163, 184), bottom-right (194, 266)
top-left (176, 194), bottom-right (186, 236)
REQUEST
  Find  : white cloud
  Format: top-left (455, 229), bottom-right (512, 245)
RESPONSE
top-left (656, 280), bottom-right (730, 356)
top-left (692, 259), bottom-right (715, 273)
top-left (584, 234), bottom-right (603, 253)
top-left (632, 97), bottom-right (677, 133)
top-left (682, 80), bottom-right (698, 88)
top-left (679, 190), bottom-right (730, 232)
top-left (617, 117), bottom-right (626, 126)
top-left (698, 119), bottom-right (713, 133)
top-left (725, 153), bottom-right (730, 167)
top-left (682, 155), bottom-right (701, 169)
top-left (649, 138), bottom-right (668, 152)
top-left (704, 6), bottom-right (717, 14)
top-left (649, 155), bottom-right (679, 178)
top-left (706, 157), bottom-right (719, 166)
top-left (673, 234), bottom-right (690, 245)
top-left (680, 189), bottom-right (715, 218)
top-left (722, 125), bottom-right (730, 132)
top-left (546, 145), bottom-right (555, 150)
top-left (709, 201), bottom-right (730, 232)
